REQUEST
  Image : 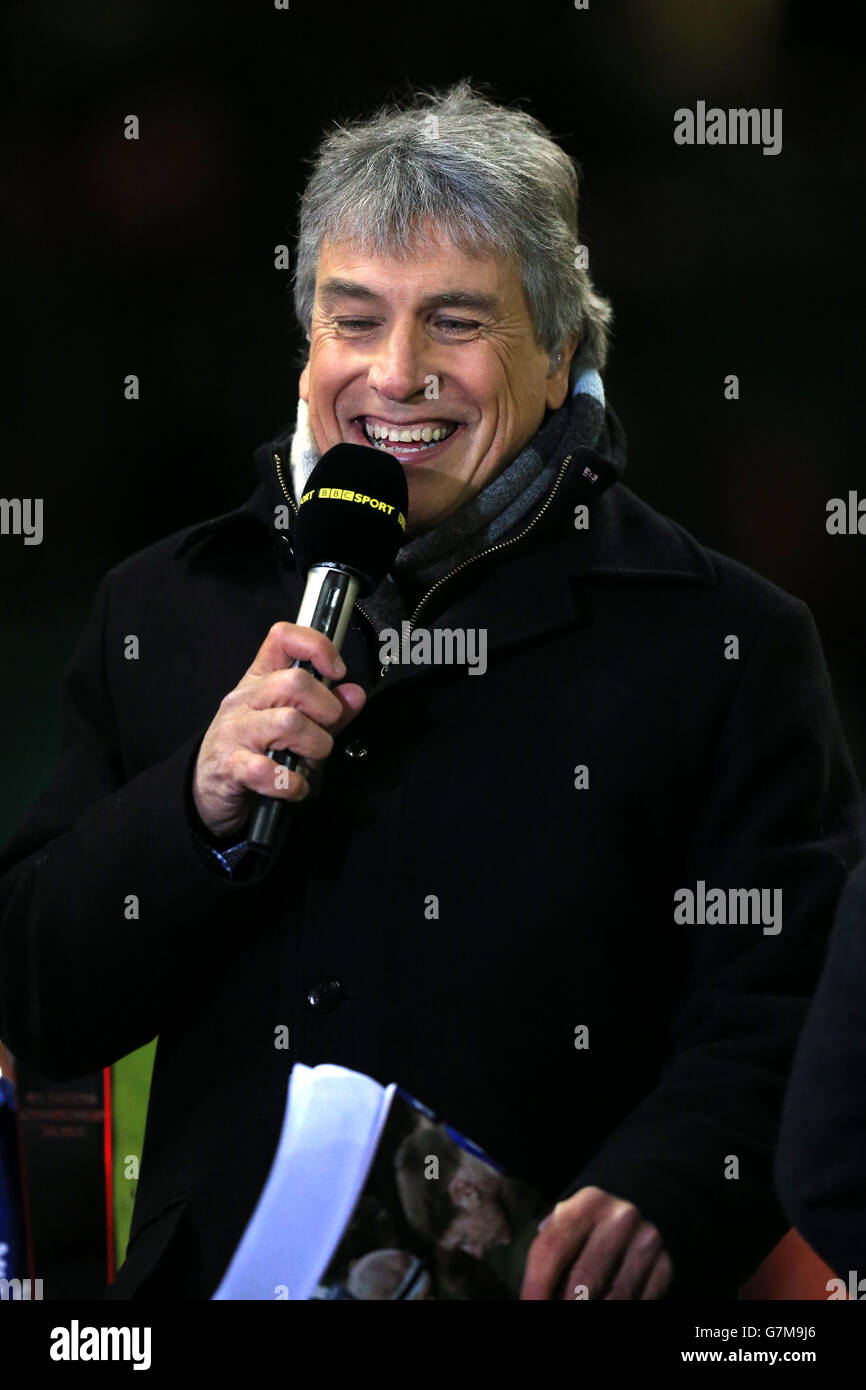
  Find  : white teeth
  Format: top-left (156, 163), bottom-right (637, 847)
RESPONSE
top-left (361, 419), bottom-right (456, 447)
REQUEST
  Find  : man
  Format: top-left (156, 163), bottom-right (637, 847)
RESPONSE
top-left (394, 1120), bottom-right (538, 1298)
top-left (0, 80), bottom-right (861, 1301)
top-left (395, 1124), bottom-right (515, 1261)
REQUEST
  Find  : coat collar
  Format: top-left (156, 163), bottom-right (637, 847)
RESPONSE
top-left (172, 415), bottom-right (716, 697)
top-left (173, 421), bottom-right (715, 590)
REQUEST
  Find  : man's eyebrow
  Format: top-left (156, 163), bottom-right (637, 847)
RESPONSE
top-left (318, 279), bottom-right (500, 315)
top-left (318, 278), bottom-right (380, 305)
top-left (418, 290), bottom-right (499, 314)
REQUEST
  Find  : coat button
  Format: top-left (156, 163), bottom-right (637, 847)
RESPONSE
top-left (306, 978), bottom-right (343, 1013)
top-left (343, 737), bottom-right (368, 761)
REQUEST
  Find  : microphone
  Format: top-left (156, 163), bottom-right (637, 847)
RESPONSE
top-left (247, 442), bottom-right (409, 855)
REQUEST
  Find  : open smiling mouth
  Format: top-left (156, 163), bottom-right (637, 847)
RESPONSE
top-left (351, 416), bottom-right (461, 457)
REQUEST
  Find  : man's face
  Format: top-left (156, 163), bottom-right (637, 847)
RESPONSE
top-left (300, 226), bottom-right (574, 535)
top-left (437, 1158), bottom-right (512, 1259)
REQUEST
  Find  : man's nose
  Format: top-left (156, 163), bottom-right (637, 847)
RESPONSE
top-left (366, 324), bottom-right (429, 400)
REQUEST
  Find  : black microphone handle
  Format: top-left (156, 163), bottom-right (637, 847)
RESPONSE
top-left (247, 564), bottom-right (361, 855)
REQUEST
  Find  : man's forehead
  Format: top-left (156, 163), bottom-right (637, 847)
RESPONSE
top-left (318, 276), bottom-right (502, 316)
top-left (315, 236), bottom-right (513, 311)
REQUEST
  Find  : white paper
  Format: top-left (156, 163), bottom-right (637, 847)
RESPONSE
top-left (213, 1063), bottom-right (395, 1300)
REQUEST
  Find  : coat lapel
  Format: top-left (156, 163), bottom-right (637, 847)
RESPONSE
top-left (359, 483), bottom-right (717, 699)
top-left (172, 470), bottom-right (717, 700)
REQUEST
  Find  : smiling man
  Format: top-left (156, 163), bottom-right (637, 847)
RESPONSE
top-left (301, 230), bottom-right (571, 535)
top-left (0, 80), bottom-right (862, 1303)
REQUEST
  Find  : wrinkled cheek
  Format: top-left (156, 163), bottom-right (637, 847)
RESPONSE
top-left (308, 400), bottom-right (342, 451)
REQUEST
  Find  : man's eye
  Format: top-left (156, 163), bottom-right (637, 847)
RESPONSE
top-left (331, 316), bottom-right (480, 335)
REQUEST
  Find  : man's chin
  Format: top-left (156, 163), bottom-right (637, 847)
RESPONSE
top-left (404, 475), bottom-right (474, 537)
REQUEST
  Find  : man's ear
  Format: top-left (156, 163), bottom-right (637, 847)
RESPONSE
top-left (299, 360), bottom-right (311, 401)
top-left (448, 1176), bottom-right (479, 1209)
top-left (545, 332), bottom-right (579, 411)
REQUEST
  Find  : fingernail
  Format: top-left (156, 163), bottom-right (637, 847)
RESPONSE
top-left (537, 1217), bottom-right (549, 1232)
top-left (334, 656), bottom-right (347, 678)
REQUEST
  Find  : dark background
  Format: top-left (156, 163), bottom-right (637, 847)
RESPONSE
top-left (2, 0), bottom-right (864, 841)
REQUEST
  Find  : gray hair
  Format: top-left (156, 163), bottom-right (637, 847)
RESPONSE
top-left (292, 80), bottom-right (613, 381)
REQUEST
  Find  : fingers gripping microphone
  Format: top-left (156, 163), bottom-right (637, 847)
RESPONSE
top-left (247, 443), bottom-right (409, 855)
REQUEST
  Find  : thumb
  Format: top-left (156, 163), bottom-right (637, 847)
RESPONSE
top-left (329, 681), bottom-right (367, 736)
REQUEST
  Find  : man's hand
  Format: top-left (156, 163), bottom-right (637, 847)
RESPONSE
top-left (519, 1186), bottom-right (673, 1300)
top-left (192, 622), bottom-right (366, 839)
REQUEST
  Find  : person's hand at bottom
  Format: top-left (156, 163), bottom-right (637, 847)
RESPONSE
top-left (519, 1186), bottom-right (673, 1300)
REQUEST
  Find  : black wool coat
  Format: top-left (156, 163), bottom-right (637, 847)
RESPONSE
top-left (775, 834), bottom-right (866, 1278)
top-left (0, 402), bottom-right (862, 1300)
